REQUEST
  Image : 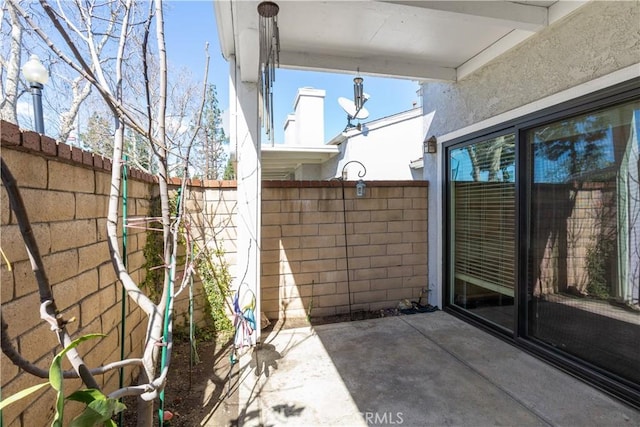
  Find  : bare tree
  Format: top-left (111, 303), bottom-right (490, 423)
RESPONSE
top-left (0, 1), bottom-right (105, 145)
top-left (0, 1), bottom-right (22, 123)
top-left (2, 0), bottom-right (212, 425)
top-left (465, 135), bottom-right (515, 182)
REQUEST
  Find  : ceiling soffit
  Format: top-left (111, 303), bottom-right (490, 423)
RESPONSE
top-left (214, 1), bottom-right (584, 81)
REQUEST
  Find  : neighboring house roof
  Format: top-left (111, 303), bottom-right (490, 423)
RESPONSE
top-left (261, 106), bottom-right (423, 180)
top-left (327, 107), bottom-right (422, 145)
top-left (330, 106), bottom-right (424, 181)
top-left (410, 158), bottom-right (424, 170)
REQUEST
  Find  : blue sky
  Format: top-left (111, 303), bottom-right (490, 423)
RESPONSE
top-left (164, 1), bottom-right (421, 144)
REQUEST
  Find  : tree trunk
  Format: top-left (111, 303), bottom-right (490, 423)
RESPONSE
top-left (0, 2), bottom-right (22, 124)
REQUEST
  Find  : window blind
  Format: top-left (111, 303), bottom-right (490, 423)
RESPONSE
top-left (453, 181), bottom-right (516, 296)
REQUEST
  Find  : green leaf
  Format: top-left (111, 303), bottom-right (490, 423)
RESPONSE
top-left (50, 334), bottom-right (106, 392)
top-left (68, 407), bottom-right (103, 427)
top-left (49, 334), bottom-right (106, 427)
top-left (0, 382), bottom-right (48, 411)
top-left (51, 392), bottom-right (65, 427)
top-left (66, 389), bottom-right (106, 405)
top-left (87, 398), bottom-right (126, 418)
top-left (68, 398), bottom-right (126, 427)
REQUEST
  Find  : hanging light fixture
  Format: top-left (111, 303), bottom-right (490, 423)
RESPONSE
top-left (355, 179), bottom-right (366, 198)
top-left (424, 135), bottom-right (438, 154)
top-left (257, 1), bottom-right (280, 145)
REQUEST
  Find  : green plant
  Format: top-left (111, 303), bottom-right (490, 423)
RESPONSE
top-left (141, 190), bottom-right (187, 303)
top-left (196, 244), bottom-right (234, 338)
top-left (586, 235), bottom-right (614, 299)
top-left (172, 317), bottom-right (215, 343)
top-left (0, 334), bottom-right (125, 427)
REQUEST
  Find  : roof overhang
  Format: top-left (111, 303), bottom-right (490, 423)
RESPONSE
top-left (214, 0), bottom-right (587, 82)
top-left (261, 145), bottom-right (340, 180)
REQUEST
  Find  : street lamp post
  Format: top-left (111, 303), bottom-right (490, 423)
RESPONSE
top-left (21, 55), bottom-right (49, 134)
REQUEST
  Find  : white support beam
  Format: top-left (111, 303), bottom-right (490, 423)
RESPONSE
top-left (457, 29), bottom-right (535, 80)
top-left (457, 1), bottom-right (590, 81)
top-left (380, 0), bottom-right (548, 31)
top-left (229, 56), bottom-right (261, 344)
top-left (549, 0), bottom-right (588, 24)
top-left (231, 0), bottom-right (261, 83)
top-left (279, 50), bottom-right (457, 82)
top-left (213, 0), bottom-right (235, 60)
top-left (239, 28), bottom-right (259, 83)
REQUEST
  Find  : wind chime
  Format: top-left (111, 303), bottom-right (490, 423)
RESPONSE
top-left (257, 1), bottom-right (280, 145)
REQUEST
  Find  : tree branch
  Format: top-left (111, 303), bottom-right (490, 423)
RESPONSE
top-left (7, 0), bottom-right (148, 137)
top-left (0, 1), bottom-right (22, 123)
top-left (0, 159), bottom-right (99, 390)
top-left (2, 315), bottom-right (143, 379)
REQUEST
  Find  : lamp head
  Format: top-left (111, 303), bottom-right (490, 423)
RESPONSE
top-left (424, 135), bottom-right (437, 154)
top-left (356, 179), bottom-right (366, 198)
top-left (22, 55), bottom-right (49, 85)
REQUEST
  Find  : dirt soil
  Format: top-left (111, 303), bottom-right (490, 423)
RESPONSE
top-left (120, 336), bottom-right (237, 427)
top-left (119, 308), bottom-right (416, 426)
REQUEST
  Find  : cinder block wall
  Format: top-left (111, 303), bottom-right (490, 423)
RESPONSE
top-left (1, 122), bottom-right (152, 426)
top-left (179, 181), bottom-right (238, 319)
top-left (261, 180), bottom-right (428, 320)
top-left (532, 182), bottom-right (617, 297)
top-left (0, 121), bottom-right (237, 426)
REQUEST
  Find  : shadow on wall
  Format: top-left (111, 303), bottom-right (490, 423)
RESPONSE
top-left (260, 180), bottom-right (429, 323)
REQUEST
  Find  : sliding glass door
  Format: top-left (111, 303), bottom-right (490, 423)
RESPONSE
top-left (527, 100), bottom-right (640, 384)
top-left (448, 133), bottom-right (516, 331)
top-left (445, 85), bottom-right (640, 402)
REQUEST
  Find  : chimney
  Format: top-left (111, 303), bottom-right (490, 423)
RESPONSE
top-left (293, 87), bottom-right (325, 146)
top-left (284, 114), bottom-right (296, 145)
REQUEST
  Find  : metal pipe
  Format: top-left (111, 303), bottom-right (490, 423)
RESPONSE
top-left (30, 82), bottom-right (45, 134)
top-left (118, 154), bottom-right (128, 427)
top-left (339, 160), bottom-right (367, 321)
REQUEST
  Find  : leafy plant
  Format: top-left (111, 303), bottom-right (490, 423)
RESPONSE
top-left (0, 382), bottom-right (49, 412)
top-left (197, 245), bottom-right (234, 338)
top-left (67, 389), bottom-right (125, 427)
top-left (586, 236), bottom-right (614, 299)
top-left (173, 320), bottom-right (215, 344)
top-left (0, 334), bottom-right (125, 427)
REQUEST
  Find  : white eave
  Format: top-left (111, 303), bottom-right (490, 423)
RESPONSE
top-left (328, 107), bottom-right (423, 144)
top-left (261, 145), bottom-right (340, 180)
top-left (213, 1), bottom-right (587, 83)
top-left (410, 158), bottom-right (424, 170)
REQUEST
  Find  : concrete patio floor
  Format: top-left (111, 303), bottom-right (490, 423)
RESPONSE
top-left (204, 311), bottom-right (640, 426)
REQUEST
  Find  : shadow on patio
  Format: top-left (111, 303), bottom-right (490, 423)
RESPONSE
top-left (200, 311), bottom-right (639, 427)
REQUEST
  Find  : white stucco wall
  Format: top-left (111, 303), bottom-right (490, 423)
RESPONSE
top-left (294, 163), bottom-right (322, 180)
top-left (422, 0), bottom-right (640, 137)
top-left (421, 0), bottom-right (640, 308)
top-left (327, 109), bottom-right (423, 180)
